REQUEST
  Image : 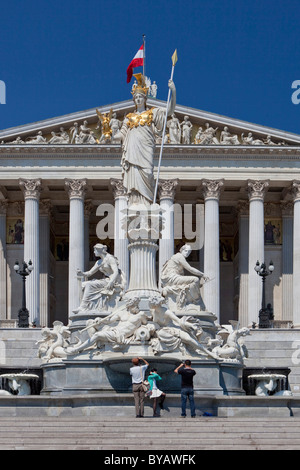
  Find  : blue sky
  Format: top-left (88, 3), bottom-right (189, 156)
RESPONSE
top-left (1, 0), bottom-right (300, 134)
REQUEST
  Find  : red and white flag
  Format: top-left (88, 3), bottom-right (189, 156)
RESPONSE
top-left (127, 44), bottom-right (144, 83)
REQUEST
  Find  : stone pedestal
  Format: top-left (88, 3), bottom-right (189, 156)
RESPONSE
top-left (41, 356), bottom-right (245, 396)
top-left (124, 204), bottom-right (161, 300)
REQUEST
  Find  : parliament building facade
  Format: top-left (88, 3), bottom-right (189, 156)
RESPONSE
top-left (1, 97), bottom-right (300, 393)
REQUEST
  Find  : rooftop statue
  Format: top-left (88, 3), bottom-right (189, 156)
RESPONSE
top-left (114, 73), bottom-right (176, 206)
top-left (167, 113), bottom-right (181, 144)
top-left (241, 132), bottom-right (264, 145)
top-left (220, 126), bottom-right (240, 145)
top-left (25, 131), bottom-right (47, 144)
top-left (96, 109), bottom-right (113, 143)
top-left (180, 115), bottom-right (193, 144)
top-left (48, 127), bottom-right (70, 144)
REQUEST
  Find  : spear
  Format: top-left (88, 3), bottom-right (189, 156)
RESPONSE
top-left (153, 49), bottom-right (178, 204)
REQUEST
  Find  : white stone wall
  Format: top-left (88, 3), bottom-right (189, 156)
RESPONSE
top-left (0, 328), bottom-right (41, 368)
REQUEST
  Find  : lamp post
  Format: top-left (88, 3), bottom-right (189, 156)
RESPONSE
top-left (254, 260), bottom-right (274, 328)
top-left (14, 260), bottom-right (34, 328)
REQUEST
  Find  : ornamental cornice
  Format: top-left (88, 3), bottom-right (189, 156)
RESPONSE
top-left (1, 144), bottom-right (300, 160)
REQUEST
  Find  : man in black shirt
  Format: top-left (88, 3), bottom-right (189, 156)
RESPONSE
top-left (174, 360), bottom-right (196, 417)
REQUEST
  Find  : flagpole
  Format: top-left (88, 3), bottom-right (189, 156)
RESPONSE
top-left (153, 50), bottom-right (177, 204)
top-left (143, 35), bottom-right (146, 77)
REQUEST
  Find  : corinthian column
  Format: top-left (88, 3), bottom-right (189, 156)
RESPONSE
top-left (158, 179), bottom-right (179, 281)
top-left (39, 199), bottom-right (52, 327)
top-left (0, 200), bottom-right (8, 320)
top-left (84, 199), bottom-right (93, 271)
top-left (110, 179), bottom-right (129, 287)
top-left (202, 179), bottom-right (224, 320)
top-left (19, 178), bottom-right (42, 325)
top-left (292, 182), bottom-right (300, 326)
top-left (281, 201), bottom-right (293, 321)
top-left (236, 201), bottom-right (249, 327)
top-left (247, 180), bottom-right (269, 326)
top-left (65, 178), bottom-right (87, 317)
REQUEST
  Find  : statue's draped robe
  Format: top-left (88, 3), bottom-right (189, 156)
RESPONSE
top-left (161, 253), bottom-right (202, 305)
top-left (120, 107), bottom-right (165, 203)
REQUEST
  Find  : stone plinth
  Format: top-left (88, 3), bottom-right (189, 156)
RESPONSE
top-left (41, 356), bottom-right (245, 396)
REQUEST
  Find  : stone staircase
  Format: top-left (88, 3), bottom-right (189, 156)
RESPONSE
top-left (0, 416), bottom-right (300, 450)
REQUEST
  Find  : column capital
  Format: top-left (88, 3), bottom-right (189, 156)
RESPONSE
top-left (110, 178), bottom-right (126, 199)
top-left (201, 179), bottom-right (224, 200)
top-left (236, 200), bottom-right (249, 216)
top-left (19, 178), bottom-right (42, 200)
top-left (65, 178), bottom-right (87, 200)
top-left (247, 180), bottom-right (269, 201)
top-left (39, 199), bottom-right (52, 216)
top-left (158, 179), bottom-right (179, 201)
top-left (280, 200), bottom-right (294, 216)
top-left (0, 199), bottom-right (8, 215)
top-left (291, 180), bottom-right (300, 202)
top-left (84, 199), bottom-right (93, 217)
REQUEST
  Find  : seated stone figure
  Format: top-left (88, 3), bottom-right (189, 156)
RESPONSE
top-left (160, 244), bottom-right (208, 311)
top-left (75, 244), bottom-right (125, 313)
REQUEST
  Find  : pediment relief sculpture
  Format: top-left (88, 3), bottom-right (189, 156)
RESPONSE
top-left (0, 106), bottom-right (294, 146)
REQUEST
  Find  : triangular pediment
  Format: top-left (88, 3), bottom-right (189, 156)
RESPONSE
top-left (0, 98), bottom-right (300, 147)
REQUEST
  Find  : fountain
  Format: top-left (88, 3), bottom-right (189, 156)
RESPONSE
top-left (37, 73), bottom-right (249, 399)
top-left (248, 373), bottom-right (293, 397)
top-left (0, 373), bottom-right (40, 396)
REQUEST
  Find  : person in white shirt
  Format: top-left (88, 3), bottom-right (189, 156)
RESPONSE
top-left (130, 357), bottom-right (149, 417)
